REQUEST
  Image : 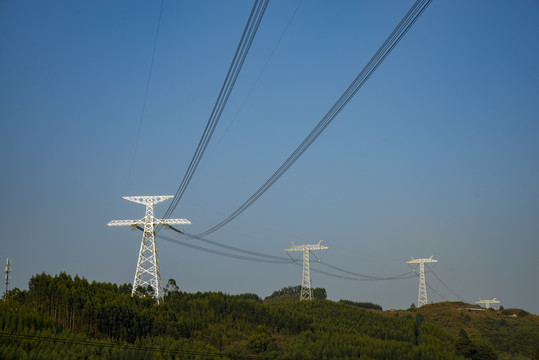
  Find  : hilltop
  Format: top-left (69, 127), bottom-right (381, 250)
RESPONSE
top-left (392, 302), bottom-right (539, 360)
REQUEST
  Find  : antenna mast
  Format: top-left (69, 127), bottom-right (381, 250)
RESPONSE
top-left (4, 258), bottom-right (11, 296)
top-left (285, 241), bottom-right (328, 300)
top-left (406, 256), bottom-right (437, 307)
top-left (108, 196), bottom-right (190, 303)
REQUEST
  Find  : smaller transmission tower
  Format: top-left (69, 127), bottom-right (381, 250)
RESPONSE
top-left (4, 258), bottom-right (11, 296)
top-left (476, 298), bottom-right (500, 309)
top-left (108, 196), bottom-right (190, 303)
top-left (285, 241), bottom-right (328, 301)
top-left (407, 256), bottom-right (437, 307)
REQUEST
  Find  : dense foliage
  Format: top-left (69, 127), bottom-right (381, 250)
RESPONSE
top-left (338, 299), bottom-right (383, 311)
top-left (404, 302), bottom-right (539, 360)
top-left (1, 272), bottom-right (535, 359)
top-left (263, 285), bottom-right (327, 303)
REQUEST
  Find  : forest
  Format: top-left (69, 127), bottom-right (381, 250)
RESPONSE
top-left (1, 272), bottom-right (537, 359)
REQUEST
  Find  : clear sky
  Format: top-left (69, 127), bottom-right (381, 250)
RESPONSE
top-left (1, 0), bottom-right (538, 314)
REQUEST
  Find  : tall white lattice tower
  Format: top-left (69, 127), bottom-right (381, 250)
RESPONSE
top-left (285, 241), bottom-right (328, 301)
top-left (476, 298), bottom-right (500, 309)
top-left (108, 196), bottom-right (190, 303)
top-left (407, 256), bottom-right (437, 307)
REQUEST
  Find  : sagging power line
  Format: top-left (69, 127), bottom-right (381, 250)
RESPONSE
top-left (197, 0), bottom-right (433, 237)
top-left (150, 226), bottom-right (423, 282)
top-left (163, 0), bottom-right (270, 221)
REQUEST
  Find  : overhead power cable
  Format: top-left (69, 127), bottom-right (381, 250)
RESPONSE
top-left (408, 265), bottom-right (453, 302)
top-left (150, 227), bottom-right (419, 281)
top-left (427, 265), bottom-right (466, 302)
top-left (215, 0), bottom-right (303, 141)
top-left (319, 260), bottom-right (414, 280)
top-left (170, 226), bottom-right (290, 261)
top-left (310, 265), bottom-right (417, 282)
top-left (198, 0), bottom-right (433, 237)
top-left (125, 0), bottom-right (165, 190)
top-left (137, 226), bottom-right (290, 264)
top-left (163, 0), bottom-right (270, 220)
top-left (0, 332), bottom-right (270, 360)
top-left (426, 282), bottom-right (446, 301)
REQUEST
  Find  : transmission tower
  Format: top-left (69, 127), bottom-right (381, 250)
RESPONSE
top-left (407, 256), bottom-right (437, 307)
top-left (476, 298), bottom-right (500, 309)
top-left (108, 196), bottom-right (190, 303)
top-left (285, 241), bottom-right (328, 301)
top-left (4, 258), bottom-right (11, 296)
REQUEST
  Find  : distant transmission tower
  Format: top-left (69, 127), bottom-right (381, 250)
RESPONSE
top-left (285, 241), bottom-right (328, 301)
top-left (407, 256), bottom-right (437, 307)
top-left (108, 196), bottom-right (190, 303)
top-left (476, 298), bottom-right (500, 309)
top-left (4, 258), bottom-right (11, 296)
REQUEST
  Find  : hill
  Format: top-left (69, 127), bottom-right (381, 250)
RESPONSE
top-left (1, 273), bottom-right (538, 359)
top-left (392, 302), bottom-right (539, 360)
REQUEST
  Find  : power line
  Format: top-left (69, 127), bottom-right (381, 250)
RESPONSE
top-left (153, 227), bottom-right (418, 282)
top-left (214, 0), bottom-right (304, 144)
top-left (163, 0), bottom-right (270, 220)
top-left (427, 265), bottom-right (466, 302)
top-left (171, 226), bottom-right (290, 261)
top-left (0, 332), bottom-right (270, 360)
top-left (139, 226), bottom-right (291, 264)
top-left (319, 260), bottom-right (414, 280)
top-left (310, 264), bottom-right (417, 282)
top-left (197, 0), bottom-right (433, 237)
top-left (125, 0), bottom-right (165, 190)
top-left (140, 227), bottom-right (419, 282)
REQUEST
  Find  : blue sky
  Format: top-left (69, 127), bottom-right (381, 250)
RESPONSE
top-left (1, 0), bottom-right (538, 313)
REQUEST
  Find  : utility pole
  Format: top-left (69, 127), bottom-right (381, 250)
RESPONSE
top-left (476, 298), bottom-right (500, 309)
top-left (285, 241), bottom-right (328, 301)
top-left (108, 196), bottom-right (190, 303)
top-left (4, 258), bottom-right (11, 296)
top-left (407, 256), bottom-right (437, 307)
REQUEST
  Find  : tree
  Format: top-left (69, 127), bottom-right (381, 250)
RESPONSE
top-left (313, 288), bottom-right (327, 300)
top-left (165, 279), bottom-right (179, 295)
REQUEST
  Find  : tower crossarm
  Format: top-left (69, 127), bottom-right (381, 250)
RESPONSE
top-left (122, 195), bottom-right (173, 206)
top-left (406, 256), bottom-right (438, 265)
top-left (107, 219), bottom-right (145, 227)
top-left (107, 218), bottom-right (191, 227)
top-left (155, 219), bottom-right (191, 226)
top-left (285, 240), bottom-right (329, 252)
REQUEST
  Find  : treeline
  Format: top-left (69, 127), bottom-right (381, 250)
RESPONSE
top-left (0, 272), bottom-right (492, 359)
top-left (339, 299), bottom-right (383, 311)
top-left (263, 285), bottom-right (326, 303)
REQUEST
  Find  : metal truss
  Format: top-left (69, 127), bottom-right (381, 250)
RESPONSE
top-left (476, 298), bottom-right (500, 309)
top-left (108, 196), bottom-right (190, 303)
top-left (285, 241), bottom-right (329, 301)
top-left (407, 256), bottom-right (438, 307)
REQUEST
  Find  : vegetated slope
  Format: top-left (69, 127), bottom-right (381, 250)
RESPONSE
top-left (396, 302), bottom-right (539, 360)
top-left (1, 272), bottom-right (533, 359)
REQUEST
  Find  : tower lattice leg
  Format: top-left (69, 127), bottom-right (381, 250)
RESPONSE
top-left (132, 202), bottom-right (164, 301)
top-left (418, 262), bottom-right (428, 307)
top-left (300, 249), bottom-right (312, 301)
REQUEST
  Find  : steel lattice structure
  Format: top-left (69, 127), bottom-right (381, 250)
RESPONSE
top-left (407, 256), bottom-right (437, 307)
top-left (476, 298), bottom-right (500, 309)
top-left (285, 241), bottom-right (328, 301)
top-left (108, 196), bottom-right (190, 303)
